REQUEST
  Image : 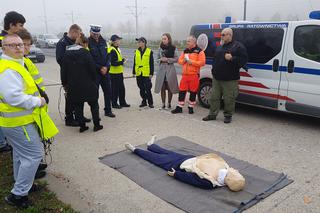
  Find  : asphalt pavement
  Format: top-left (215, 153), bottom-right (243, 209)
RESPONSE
top-left (35, 53), bottom-right (320, 213)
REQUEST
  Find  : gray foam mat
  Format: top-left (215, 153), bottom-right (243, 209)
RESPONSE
top-left (100, 136), bottom-right (293, 213)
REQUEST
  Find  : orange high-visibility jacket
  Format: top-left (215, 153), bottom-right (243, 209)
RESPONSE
top-left (178, 46), bottom-right (206, 75)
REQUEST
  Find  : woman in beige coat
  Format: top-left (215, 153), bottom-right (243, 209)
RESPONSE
top-left (154, 33), bottom-right (179, 109)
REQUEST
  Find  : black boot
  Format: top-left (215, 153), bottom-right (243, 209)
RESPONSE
top-left (188, 107), bottom-right (194, 114)
top-left (171, 106), bottom-right (182, 114)
top-left (139, 101), bottom-right (147, 107)
top-left (5, 193), bottom-right (32, 209)
top-left (224, 116), bottom-right (232, 124)
top-left (93, 121), bottom-right (103, 132)
top-left (79, 126), bottom-right (89, 133)
top-left (65, 116), bottom-right (79, 127)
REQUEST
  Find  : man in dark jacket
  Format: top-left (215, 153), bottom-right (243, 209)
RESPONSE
top-left (88, 25), bottom-right (115, 117)
top-left (56, 24), bottom-right (91, 126)
top-left (203, 28), bottom-right (248, 123)
top-left (61, 34), bottom-right (103, 133)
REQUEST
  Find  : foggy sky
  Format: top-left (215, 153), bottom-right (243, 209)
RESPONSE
top-left (1, 0), bottom-right (319, 40)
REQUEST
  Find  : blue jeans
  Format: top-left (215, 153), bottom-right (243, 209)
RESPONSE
top-left (2, 123), bottom-right (43, 196)
top-left (0, 127), bottom-right (7, 148)
top-left (134, 144), bottom-right (194, 171)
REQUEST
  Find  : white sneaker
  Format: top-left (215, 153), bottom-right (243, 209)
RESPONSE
top-left (147, 135), bottom-right (157, 146)
top-left (125, 143), bottom-right (136, 152)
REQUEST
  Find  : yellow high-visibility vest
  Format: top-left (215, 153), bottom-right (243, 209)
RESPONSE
top-left (0, 59), bottom-right (58, 139)
top-left (134, 48), bottom-right (151, 77)
top-left (108, 46), bottom-right (123, 74)
top-left (24, 57), bottom-right (46, 91)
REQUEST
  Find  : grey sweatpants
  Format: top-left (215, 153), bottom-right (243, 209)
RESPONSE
top-left (2, 123), bottom-right (43, 196)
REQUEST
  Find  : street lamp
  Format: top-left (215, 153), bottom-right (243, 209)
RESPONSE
top-left (243, 0), bottom-right (247, 21)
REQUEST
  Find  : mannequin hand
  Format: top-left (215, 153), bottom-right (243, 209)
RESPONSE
top-left (167, 168), bottom-right (176, 177)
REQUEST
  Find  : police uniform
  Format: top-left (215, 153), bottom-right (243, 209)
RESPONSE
top-left (133, 37), bottom-right (154, 107)
top-left (108, 34), bottom-right (130, 108)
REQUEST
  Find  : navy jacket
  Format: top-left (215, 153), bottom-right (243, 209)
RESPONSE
top-left (56, 34), bottom-right (75, 66)
top-left (173, 156), bottom-right (214, 190)
top-left (88, 36), bottom-right (110, 71)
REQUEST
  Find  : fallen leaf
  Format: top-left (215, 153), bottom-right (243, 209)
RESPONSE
top-left (303, 195), bottom-right (312, 204)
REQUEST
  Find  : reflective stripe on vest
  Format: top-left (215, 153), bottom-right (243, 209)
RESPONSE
top-left (24, 57), bottom-right (46, 91)
top-left (108, 46), bottom-right (123, 74)
top-left (134, 48), bottom-right (151, 77)
top-left (0, 59), bottom-right (39, 127)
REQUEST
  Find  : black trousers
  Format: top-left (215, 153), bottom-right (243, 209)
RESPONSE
top-left (65, 95), bottom-right (75, 121)
top-left (136, 76), bottom-right (153, 105)
top-left (74, 101), bottom-right (100, 127)
top-left (110, 73), bottom-right (127, 106)
top-left (96, 73), bottom-right (112, 113)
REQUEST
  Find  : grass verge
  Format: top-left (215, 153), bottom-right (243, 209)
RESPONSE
top-left (0, 151), bottom-right (78, 213)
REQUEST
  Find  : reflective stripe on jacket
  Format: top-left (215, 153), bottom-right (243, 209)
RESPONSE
top-left (134, 47), bottom-right (151, 77)
top-left (0, 59), bottom-right (58, 139)
top-left (24, 57), bottom-right (46, 91)
top-left (108, 46), bottom-right (123, 74)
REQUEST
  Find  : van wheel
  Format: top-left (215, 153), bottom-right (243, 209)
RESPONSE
top-left (198, 80), bottom-right (212, 108)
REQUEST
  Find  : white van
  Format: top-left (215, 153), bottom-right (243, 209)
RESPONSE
top-left (193, 13), bottom-right (320, 117)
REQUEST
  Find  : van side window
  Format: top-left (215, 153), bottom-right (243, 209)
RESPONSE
top-left (294, 25), bottom-right (320, 63)
top-left (233, 28), bottom-right (284, 64)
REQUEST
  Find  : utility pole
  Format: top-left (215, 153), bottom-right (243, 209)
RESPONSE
top-left (126, 0), bottom-right (145, 38)
top-left (135, 0), bottom-right (138, 37)
top-left (66, 11), bottom-right (75, 24)
top-left (42, 0), bottom-right (48, 33)
top-left (243, 0), bottom-right (247, 21)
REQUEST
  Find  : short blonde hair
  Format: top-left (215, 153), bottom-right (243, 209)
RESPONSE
top-left (225, 168), bottom-right (245, 191)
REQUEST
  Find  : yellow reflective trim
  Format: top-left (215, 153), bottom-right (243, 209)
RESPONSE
top-left (22, 126), bottom-right (31, 142)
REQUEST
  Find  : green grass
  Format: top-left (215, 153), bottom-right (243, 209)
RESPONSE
top-left (0, 151), bottom-right (78, 213)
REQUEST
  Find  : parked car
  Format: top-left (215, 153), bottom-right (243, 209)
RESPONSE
top-left (27, 45), bottom-right (45, 63)
top-left (35, 34), bottom-right (59, 48)
top-left (192, 11), bottom-right (320, 118)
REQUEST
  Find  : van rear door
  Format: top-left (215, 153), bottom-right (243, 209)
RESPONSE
top-left (281, 21), bottom-right (320, 117)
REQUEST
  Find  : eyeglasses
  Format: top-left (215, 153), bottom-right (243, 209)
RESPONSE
top-left (221, 34), bottom-right (228, 37)
top-left (3, 43), bottom-right (24, 49)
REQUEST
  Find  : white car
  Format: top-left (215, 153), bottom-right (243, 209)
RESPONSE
top-left (35, 34), bottom-right (59, 48)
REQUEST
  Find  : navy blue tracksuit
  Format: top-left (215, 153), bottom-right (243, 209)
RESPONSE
top-left (134, 144), bottom-right (214, 189)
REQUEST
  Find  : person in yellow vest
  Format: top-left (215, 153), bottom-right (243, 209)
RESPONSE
top-left (0, 34), bottom-right (58, 208)
top-left (108, 34), bottom-right (130, 109)
top-left (17, 28), bottom-right (49, 178)
top-left (0, 11), bottom-right (26, 153)
top-left (133, 37), bottom-right (154, 108)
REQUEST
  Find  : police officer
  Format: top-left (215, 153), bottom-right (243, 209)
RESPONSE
top-left (108, 35), bottom-right (130, 108)
top-left (88, 25), bottom-right (115, 118)
top-left (56, 24), bottom-right (92, 126)
top-left (133, 37), bottom-right (154, 108)
top-left (0, 34), bottom-right (58, 208)
top-left (0, 11), bottom-right (25, 153)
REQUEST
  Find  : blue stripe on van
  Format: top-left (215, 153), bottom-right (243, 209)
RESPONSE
top-left (205, 59), bottom-right (320, 76)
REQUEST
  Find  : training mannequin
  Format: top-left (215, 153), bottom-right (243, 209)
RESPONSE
top-left (125, 136), bottom-right (245, 191)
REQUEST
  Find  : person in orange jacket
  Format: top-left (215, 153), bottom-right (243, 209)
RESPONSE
top-left (171, 35), bottom-right (205, 114)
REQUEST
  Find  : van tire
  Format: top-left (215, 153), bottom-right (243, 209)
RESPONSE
top-left (198, 80), bottom-right (212, 108)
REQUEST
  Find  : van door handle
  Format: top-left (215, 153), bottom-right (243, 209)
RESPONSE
top-left (272, 59), bottom-right (279, 72)
top-left (287, 60), bottom-right (295, 73)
